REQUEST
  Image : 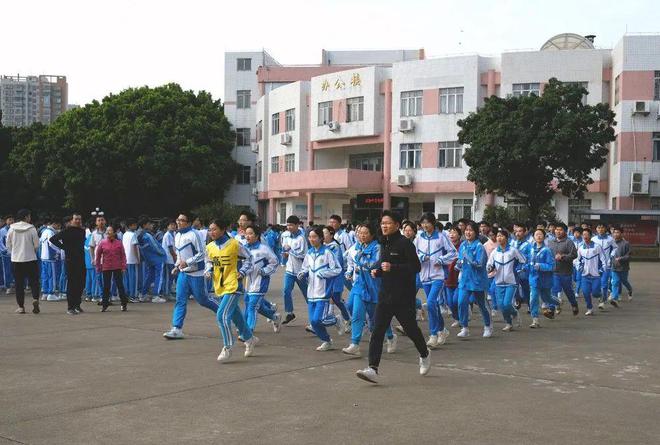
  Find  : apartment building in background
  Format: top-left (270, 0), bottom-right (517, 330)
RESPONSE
top-left (224, 33), bottom-right (660, 224)
top-left (0, 75), bottom-right (68, 127)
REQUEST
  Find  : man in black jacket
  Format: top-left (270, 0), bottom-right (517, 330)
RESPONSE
top-left (49, 213), bottom-right (86, 315)
top-left (356, 211), bottom-right (430, 384)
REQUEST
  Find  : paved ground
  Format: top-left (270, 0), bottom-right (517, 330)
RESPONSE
top-left (1, 264), bottom-right (659, 445)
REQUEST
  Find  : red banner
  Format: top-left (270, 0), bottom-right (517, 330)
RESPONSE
top-left (619, 221), bottom-right (658, 246)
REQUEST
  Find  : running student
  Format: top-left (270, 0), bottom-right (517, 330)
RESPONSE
top-left (548, 222), bottom-right (580, 316)
top-left (205, 219), bottom-right (257, 363)
top-left (609, 226), bottom-right (632, 305)
top-left (356, 211), bottom-right (430, 384)
top-left (527, 229), bottom-right (556, 328)
top-left (487, 229), bottom-right (526, 332)
top-left (322, 226), bottom-right (350, 334)
top-left (577, 228), bottom-right (606, 316)
top-left (280, 215), bottom-right (308, 325)
top-left (243, 225), bottom-right (282, 332)
top-left (444, 226), bottom-right (462, 329)
top-left (510, 223), bottom-right (532, 310)
top-left (593, 223), bottom-right (614, 309)
top-left (414, 212), bottom-right (456, 349)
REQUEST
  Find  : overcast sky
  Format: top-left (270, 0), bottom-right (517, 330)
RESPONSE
top-left (1, 0), bottom-right (657, 105)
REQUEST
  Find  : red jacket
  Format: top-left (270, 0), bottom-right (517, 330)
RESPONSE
top-left (443, 240), bottom-right (462, 288)
top-left (95, 238), bottom-right (126, 272)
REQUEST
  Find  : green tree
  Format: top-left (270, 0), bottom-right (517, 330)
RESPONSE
top-left (8, 83), bottom-right (236, 216)
top-left (458, 78), bottom-right (616, 223)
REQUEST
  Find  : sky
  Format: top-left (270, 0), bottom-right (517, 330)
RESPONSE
top-left (1, 0), bottom-right (658, 105)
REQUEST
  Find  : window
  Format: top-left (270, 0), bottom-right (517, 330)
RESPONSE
top-left (279, 203), bottom-right (287, 224)
top-left (236, 128), bottom-right (250, 146)
top-left (655, 71), bottom-right (660, 100)
top-left (654, 133), bottom-right (660, 162)
top-left (237, 58), bottom-right (252, 71)
top-left (439, 87), bottom-right (464, 114)
top-left (438, 141), bottom-right (463, 168)
top-left (349, 153), bottom-right (383, 171)
top-left (568, 198), bottom-right (591, 222)
top-left (614, 75), bottom-right (621, 105)
top-left (400, 143), bottom-right (421, 169)
top-left (285, 108), bottom-right (295, 131)
top-left (452, 199), bottom-right (472, 220)
top-left (236, 165), bottom-right (251, 184)
top-left (651, 198), bottom-right (660, 211)
top-left (346, 96), bottom-right (364, 122)
top-left (271, 156), bottom-right (280, 173)
top-left (271, 113), bottom-right (280, 135)
top-left (318, 101), bottom-right (333, 125)
top-left (284, 154), bottom-right (295, 172)
top-left (512, 83), bottom-right (541, 97)
top-left (237, 90), bottom-right (251, 109)
top-left (256, 120), bottom-right (263, 141)
top-left (401, 90), bottom-right (422, 117)
top-left (256, 161), bottom-right (262, 182)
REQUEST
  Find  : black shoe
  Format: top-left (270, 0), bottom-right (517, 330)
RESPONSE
top-left (514, 300), bottom-right (522, 310)
top-left (572, 305), bottom-right (579, 316)
top-left (32, 300), bottom-right (40, 314)
top-left (610, 299), bottom-right (619, 308)
top-left (75, 306), bottom-right (84, 314)
top-left (67, 309), bottom-right (78, 315)
top-left (542, 308), bottom-right (555, 319)
top-left (97, 300), bottom-right (104, 306)
top-left (101, 305), bottom-right (109, 312)
top-left (282, 313), bottom-right (296, 325)
top-left (121, 304), bottom-right (127, 312)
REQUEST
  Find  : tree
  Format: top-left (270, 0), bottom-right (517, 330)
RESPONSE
top-left (458, 78), bottom-right (616, 223)
top-left (8, 83), bottom-right (236, 216)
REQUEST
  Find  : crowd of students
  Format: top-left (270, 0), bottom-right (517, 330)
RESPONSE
top-left (0, 207), bottom-right (634, 384)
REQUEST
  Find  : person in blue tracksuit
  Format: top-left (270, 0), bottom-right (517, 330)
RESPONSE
top-left (593, 223), bottom-right (615, 309)
top-left (121, 219), bottom-right (140, 302)
top-left (39, 219), bottom-right (61, 301)
top-left (322, 226), bottom-right (351, 334)
top-left (160, 220), bottom-right (177, 300)
top-left (343, 225), bottom-right (361, 319)
top-left (280, 215), bottom-right (308, 325)
top-left (328, 215), bottom-right (354, 291)
top-left (0, 215), bottom-right (15, 293)
top-left (342, 223), bottom-right (396, 356)
top-left (136, 218), bottom-right (167, 302)
top-left (487, 229), bottom-right (527, 332)
top-left (162, 212), bottom-right (220, 340)
top-left (456, 221), bottom-right (492, 339)
top-left (244, 225), bottom-right (282, 332)
top-left (264, 225), bottom-right (282, 263)
top-left (298, 226), bottom-right (342, 351)
top-left (414, 212), bottom-right (457, 349)
top-left (527, 229), bottom-right (557, 328)
top-left (577, 228), bottom-right (607, 316)
top-left (510, 223), bottom-right (532, 310)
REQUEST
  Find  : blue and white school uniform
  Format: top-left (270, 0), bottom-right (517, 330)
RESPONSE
top-left (344, 242), bottom-right (359, 315)
top-left (84, 233), bottom-right (94, 297)
top-left (510, 238), bottom-right (532, 306)
top-left (527, 243), bottom-right (557, 317)
top-left (170, 227), bottom-right (219, 329)
top-left (335, 228), bottom-right (354, 291)
top-left (244, 241), bottom-right (279, 330)
top-left (456, 240), bottom-right (491, 328)
top-left (487, 246), bottom-right (527, 324)
top-left (298, 245), bottom-right (341, 343)
top-left (122, 230), bottom-right (140, 299)
top-left (137, 229), bottom-right (167, 296)
top-left (0, 225), bottom-right (14, 289)
top-left (414, 230), bottom-right (457, 336)
top-left (577, 241), bottom-right (606, 310)
top-left (39, 226), bottom-right (60, 297)
top-left (593, 234), bottom-right (614, 301)
top-left (324, 241), bottom-right (351, 324)
top-left (281, 229), bottom-right (308, 314)
top-left (160, 229), bottom-right (176, 298)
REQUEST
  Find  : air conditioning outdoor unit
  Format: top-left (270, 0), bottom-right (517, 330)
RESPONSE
top-left (397, 174), bottom-right (413, 186)
top-left (632, 101), bottom-right (651, 116)
top-left (280, 133), bottom-right (292, 145)
top-left (399, 119), bottom-right (415, 132)
top-left (630, 172), bottom-right (650, 195)
top-left (328, 121), bottom-right (340, 131)
top-left (250, 142), bottom-right (259, 153)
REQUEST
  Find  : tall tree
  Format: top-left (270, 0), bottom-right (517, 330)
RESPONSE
top-left (458, 78), bottom-right (616, 222)
top-left (9, 84), bottom-right (236, 216)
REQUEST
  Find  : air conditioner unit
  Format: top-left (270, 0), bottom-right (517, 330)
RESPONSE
top-left (399, 119), bottom-right (415, 132)
top-left (250, 142), bottom-right (259, 153)
top-left (632, 101), bottom-right (651, 116)
top-left (280, 133), bottom-right (292, 145)
top-left (397, 174), bottom-right (413, 186)
top-left (328, 121), bottom-right (340, 131)
top-left (630, 172), bottom-right (650, 195)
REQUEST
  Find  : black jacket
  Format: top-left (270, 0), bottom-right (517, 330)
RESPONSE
top-left (376, 231), bottom-right (421, 305)
top-left (49, 226), bottom-right (86, 265)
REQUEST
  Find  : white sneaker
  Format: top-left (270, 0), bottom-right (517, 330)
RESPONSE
top-left (163, 327), bottom-right (184, 339)
top-left (316, 341), bottom-right (333, 351)
top-left (438, 329), bottom-right (450, 345)
top-left (152, 296), bottom-right (167, 304)
top-left (356, 367), bottom-right (378, 383)
top-left (335, 316), bottom-right (346, 335)
top-left (244, 336), bottom-right (259, 357)
top-left (502, 323), bottom-right (513, 332)
top-left (483, 326), bottom-right (493, 338)
top-left (598, 302), bottom-right (605, 310)
top-left (450, 320), bottom-right (460, 328)
top-left (386, 334), bottom-right (398, 353)
top-left (217, 347), bottom-right (232, 363)
top-left (40, 294), bottom-right (48, 301)
top-left (457, 327), bottom-right (470, 338)
top-left (426, 335), bottom-right (439, 348)
top-left (530, 318), bottom-right (540, 328)
top-left (139, 295), bottom-right (152, 303)
top-left (419, 351), bottom-right (431, 376)
top-left (585, 309), bottom-right (594, 316)
top-left (272, 313), bottom-right (282, 333)
top-left (47, 294), bottom-right (59, 301)
top-left (342, 343), bottom-right (361, 356)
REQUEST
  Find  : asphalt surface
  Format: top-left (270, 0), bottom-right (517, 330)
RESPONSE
top-left (1, 264), bottom-right (659, 445)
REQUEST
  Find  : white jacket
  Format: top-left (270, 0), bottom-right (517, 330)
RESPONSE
top-left (174, 227), bottom-right (206, 277)
top-left (577, 242), bottom-right (606, 278)
top-left (245, 242), bottom-right (279, 295)
top-left (487, 246), bottom-right (527, 286)
top-left (414, 230), bottom-right (457, 283)
top-left (281, 229), bottom-right (307, 275)
top-left (298, 245), bottom-right (341, 302)
top-left (6, 222), bottom-right (39, 262)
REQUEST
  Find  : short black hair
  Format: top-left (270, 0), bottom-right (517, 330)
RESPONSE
top-left (16, 209), bottom-right (31, 221)
top-left (497, 228), bottom-right (510, 239)
top-left (209, 219), bottom-right (229, 230)
top-left (479, 220), bottom-right (491, 227)
top-left (125, 218), bottom-right (137, 227)
top-left (138, 217), bottom-right (151, 228)
top-left (582, 227), bottom-right (593, 236)
top-left (419, 212), bottom-right (436, 225)
top-left (466, 221), bottom-right (479, 234)
top-left (611, 225), bottom-right (623, 232)
top-left (286, 215), bottom-right (301, 224)
top-left (178, 211), bottom-right (194, 223)
top-left (309, 225), bottom-right (324, 240)
top-left (245, 224), bottom-right (262, 237)
top-left (381, 210), bottom-right (402, 225)
top-left (324, 225), bottom-right (336, 236)
top-left (329, 214), bottom-right (342, 223)
top-left (555, 222), bottom-right (568, 231)
top-left (239, 210), bottom-right (256, 222)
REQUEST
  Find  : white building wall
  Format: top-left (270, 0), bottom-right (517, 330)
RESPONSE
top-left (266, 81), bottom-right (310, 172)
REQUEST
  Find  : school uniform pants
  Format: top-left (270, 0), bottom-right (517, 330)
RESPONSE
top-left (245, 293), bottom-right (277, 331)
top-left (515, 278), bottom-right (530, 306)
top-left (495, 285), bottom-right (518, 324)
top-left (530, 286), bottom-right (558, 317)
top-left (172, 273), bottom-right (219, 329)
top-left (458, 289), bottom-right (491, 328)
top-left (444, 286), bottom-right (459, 321)
top-left (124, 264), bottom-right (140, 298)
top-left (2, 255), bottom-right (14, 288)
top-left (308, 299), bottom-right (331, 342)
top-left (552, 273), bottom-right (578, 307)
top-left (610, 270), bottom-right (632, 301)
top-left (580, 275), bottom-right (601, 310)
top-left (217, 293), bottom-right (252, 348)
top-left (349, 294), bottom-right (393, 344)
top-left (282, 272), bottom-right (308, 313)
top-left (600, 269), bottom-right (612, 301)
top-left (40, 260), bottom-right (60, 295)
top-left (422, 280), bottom-right (445, 335)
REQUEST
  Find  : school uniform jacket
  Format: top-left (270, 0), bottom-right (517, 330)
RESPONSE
top-left (456, 239), bottom-right (488, 292)
top-left (527, 243), bottom-right (555, 288)
top-left (352, 240), bottom-right (381, 303)
top-left (414, 230), bottom-right (457, 283)
top-left (487, 246), bottom-right (527, 286)
top-left (298, 245), bottom-right (341, 302)
top-left (244, 241), bottom-right (278, 295)
top-left (593, 234), bottom-right (615, 269)
top-left (175, 227), bottom-right (206, 277)
top-left (577, 241), bottom-right (606, 278)
top-left (281, 230), bottom-right (307, 275)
